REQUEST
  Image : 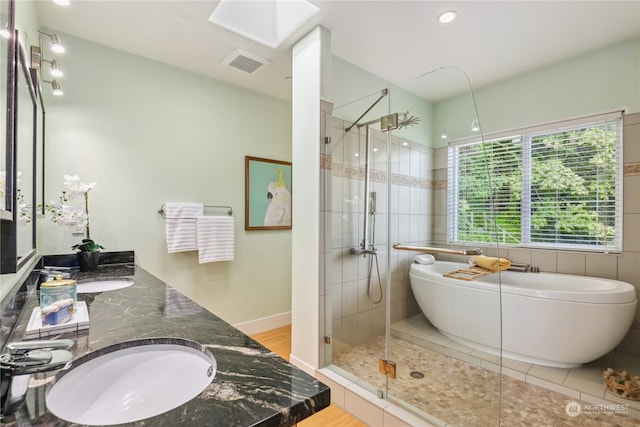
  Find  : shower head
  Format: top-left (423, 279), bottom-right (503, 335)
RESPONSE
top-left (398, 113), bottom-right (421, 129)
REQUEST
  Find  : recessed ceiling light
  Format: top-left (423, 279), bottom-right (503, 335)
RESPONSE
top-left (209, 0), bottom-right (319, 49)
top-left (438, 10), bottom-right (457, 24)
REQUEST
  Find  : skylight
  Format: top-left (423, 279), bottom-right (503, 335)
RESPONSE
top-left (209, 0), bottom-right (319, 49)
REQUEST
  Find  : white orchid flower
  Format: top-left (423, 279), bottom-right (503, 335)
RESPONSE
top-left (54, 205), bottom-right (86, 228)
top-left (63, 175), bottom-right (97, 200)
top-left (45, 175), bottom-right (97, 243)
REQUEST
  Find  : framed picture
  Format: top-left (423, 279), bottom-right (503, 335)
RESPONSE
top-left (245, 156), bottom-right (292, 230)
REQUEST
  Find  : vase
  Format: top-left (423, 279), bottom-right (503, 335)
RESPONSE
top-left (77, 251), bottom-right (100, 272)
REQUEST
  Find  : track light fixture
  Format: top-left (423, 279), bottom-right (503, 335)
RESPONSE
top-left (44, 59), bottom-right (63, 77)
top-left (44, 80), bottom-right (63, 96)
top-left (39, 31), bottom-right (65, 53)
top-left (31, 30), bottom-right (67, 96)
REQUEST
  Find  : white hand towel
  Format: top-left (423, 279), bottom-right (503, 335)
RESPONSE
top-left (164, 202), bottom-right (204, 253)
top-left (197, 216), bottom-right (235, 263)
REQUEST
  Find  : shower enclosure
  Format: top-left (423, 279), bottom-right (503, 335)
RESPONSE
top-left (321, 67), bottom-right (504, 425)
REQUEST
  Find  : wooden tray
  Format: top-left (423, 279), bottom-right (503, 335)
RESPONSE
top-left (443, 266), bottom-right (494, 281)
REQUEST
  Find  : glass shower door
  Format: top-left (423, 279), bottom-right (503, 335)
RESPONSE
top-left (323, 89), bottom-right (392, 397)
top-left (322, 68), bottom-right (502, 426)
top-left (385, 68), bottom-right (502, 426)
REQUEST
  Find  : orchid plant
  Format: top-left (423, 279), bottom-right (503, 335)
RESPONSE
top-left (45, 175), bottom-right (104, 252)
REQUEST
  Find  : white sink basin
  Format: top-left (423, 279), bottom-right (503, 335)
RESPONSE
top-left (76, 278), bottom-right (134, 293)
top-left (46, 338), bottom-right (216, 425)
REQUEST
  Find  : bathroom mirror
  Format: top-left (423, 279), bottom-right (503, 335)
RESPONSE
top-left (15, 39), bottom-right (36, 264)
top-left (0, 28), bottom-right (37, 274)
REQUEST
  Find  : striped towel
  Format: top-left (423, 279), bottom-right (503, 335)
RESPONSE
top-left (164, 202), bottom-right (204, 253)
top-left (197, 216), bottom-right (235, 263)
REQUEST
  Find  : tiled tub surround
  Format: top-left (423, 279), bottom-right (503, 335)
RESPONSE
top-left (430, 113), bottom-right (640, 356)
top-left (1, 257), bottom-right (330, 426)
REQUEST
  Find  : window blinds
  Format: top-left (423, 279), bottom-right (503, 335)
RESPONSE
top-left (447, 111), bottom-right (623, 252)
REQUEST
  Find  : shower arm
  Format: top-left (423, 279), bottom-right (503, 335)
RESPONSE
top-left (345, 89), bottom-right (388, 132)
top-left (393, 244), bottom-right (482, 256)
top-left (356, 111), bottom-right (408, 130)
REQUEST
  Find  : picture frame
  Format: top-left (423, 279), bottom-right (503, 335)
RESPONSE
top-left (245, 156), bottom-right (292, 230)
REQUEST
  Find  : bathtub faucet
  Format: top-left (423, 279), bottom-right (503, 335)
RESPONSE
top-left (507, 263), bottom-right (530, 272)
top-left (462, 248), bottom-right (483, 256)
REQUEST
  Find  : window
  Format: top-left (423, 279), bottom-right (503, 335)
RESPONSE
top-left (447, 112), bottom-right (623, 252)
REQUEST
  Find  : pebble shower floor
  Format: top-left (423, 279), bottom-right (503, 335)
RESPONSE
top-left (332, 317), bottom-right (639, 426)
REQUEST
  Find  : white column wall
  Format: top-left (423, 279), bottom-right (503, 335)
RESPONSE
top-left (290, 26), bottom-right (331, 370)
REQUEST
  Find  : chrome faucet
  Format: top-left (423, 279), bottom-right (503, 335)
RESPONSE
top-left (1, 339), bottom-right (74, 417)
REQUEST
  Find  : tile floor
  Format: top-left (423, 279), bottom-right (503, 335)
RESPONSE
top-left (330, 314), bottom-right (640, 426)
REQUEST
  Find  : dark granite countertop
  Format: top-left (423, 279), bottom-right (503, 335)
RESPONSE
top-left (1, 256), bottom-right (330, 426)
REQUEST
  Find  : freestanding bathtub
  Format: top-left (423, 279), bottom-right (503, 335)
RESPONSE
top-left (409, 261), bottom-right (638, 368)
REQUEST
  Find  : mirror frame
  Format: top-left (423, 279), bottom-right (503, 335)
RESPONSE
top-left (1, 26), bottom-right (37, 274)
top-left (0, 0), bottom-right (14, 221)
top-left (31, 66), bottom-right (44, 216)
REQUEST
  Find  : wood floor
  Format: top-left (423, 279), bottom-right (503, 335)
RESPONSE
top-left (250, 325), bottom-right (366, 427)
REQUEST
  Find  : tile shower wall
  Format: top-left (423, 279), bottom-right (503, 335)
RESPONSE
top-left (321, 116), bottom-right (427, 356)
top-left (431, 112), bottom-right (640, 356)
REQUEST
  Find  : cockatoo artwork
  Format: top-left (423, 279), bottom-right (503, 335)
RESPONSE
top-left (264, 168), bottom-right (291, 226)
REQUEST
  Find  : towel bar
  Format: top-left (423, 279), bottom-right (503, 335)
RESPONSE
top-left (158, 204), bottom-right (233, 218)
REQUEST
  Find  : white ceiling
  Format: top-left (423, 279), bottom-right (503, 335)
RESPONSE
top-left (36, 1), bottom-right (640, 102)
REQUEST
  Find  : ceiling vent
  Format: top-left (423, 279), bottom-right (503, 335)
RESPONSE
top-left (222, 49), bottom-right (271, 74)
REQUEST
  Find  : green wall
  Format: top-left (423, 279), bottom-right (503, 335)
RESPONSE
top-left (435, 37), bottom-right (640, 146)
top-left (38, 35), bottom-right (293, 326)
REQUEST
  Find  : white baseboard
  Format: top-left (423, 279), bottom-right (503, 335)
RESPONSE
top-left (233, 311), bottom-right (291, 335)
